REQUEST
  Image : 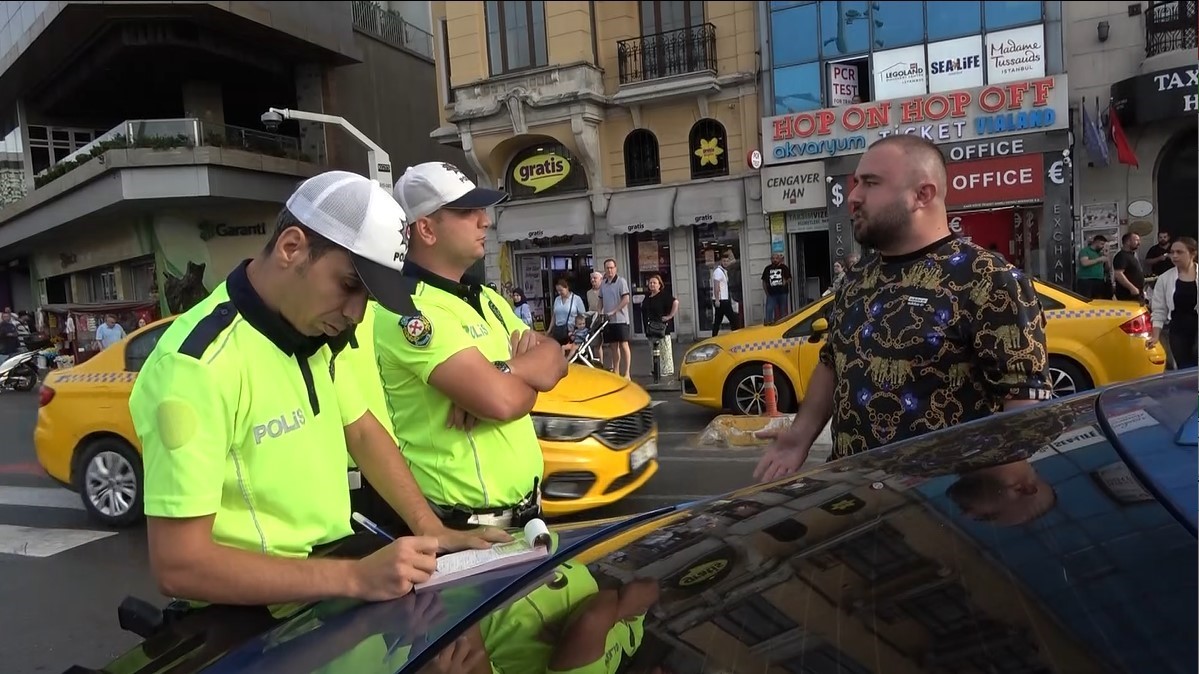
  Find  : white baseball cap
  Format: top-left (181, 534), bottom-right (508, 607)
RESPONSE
top-left (393, 161), bottom-right (508, 221)
top-left (285, 170), bottom-right (418, 316)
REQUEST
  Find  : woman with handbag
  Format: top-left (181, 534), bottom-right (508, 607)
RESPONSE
top-left (1148, 236), bottom-right (1198, 369)
top-left (640, 273), bottom-right (679, 378)
top-left (548, 277), bottom-right (586, 345)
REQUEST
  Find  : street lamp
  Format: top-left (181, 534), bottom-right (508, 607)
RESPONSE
top-left (261, 107), bottom-right (393, 192)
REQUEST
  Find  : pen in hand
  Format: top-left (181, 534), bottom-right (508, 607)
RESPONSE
top-left (352, 511), bottom-right (395, 541)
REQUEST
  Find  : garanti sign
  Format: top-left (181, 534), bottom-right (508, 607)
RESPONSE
top-left (762, 74), bottom-right (1068, 165)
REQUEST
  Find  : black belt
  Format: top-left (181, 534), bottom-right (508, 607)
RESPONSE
top-left (429, 481), bottom-right (541, 529)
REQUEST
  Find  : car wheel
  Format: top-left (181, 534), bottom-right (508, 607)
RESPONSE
top-left (1047, 357), bottom-right (1092, 399)
top-left (76, 438), bottom-right (144, 528)
top-left (724, 364), bottom-right (796, 415)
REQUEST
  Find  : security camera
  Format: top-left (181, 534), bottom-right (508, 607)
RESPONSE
top-left (261, 110), bottom-right (284, 132)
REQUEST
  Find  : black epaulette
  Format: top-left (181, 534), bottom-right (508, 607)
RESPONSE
top-left (178, 301), bottom-right (239, 359)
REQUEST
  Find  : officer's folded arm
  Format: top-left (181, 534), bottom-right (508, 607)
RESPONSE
top-left (427, 342), bottom-right (561, 421)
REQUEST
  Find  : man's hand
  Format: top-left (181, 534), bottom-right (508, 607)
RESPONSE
top-left (446, 403), bottom-right (479, 431)
top-left (427, 524), bottom-right (513, 553)
top-left (509, 333), bottom-right (569, 392)
top-left (350, 536), bottom-right (440, 601)
top-left (753, 427), bottom-right (812, 483)
top-left (509, 329), bottom-right (539, 357)
top-left (419, 635), bottom-right (487, 674)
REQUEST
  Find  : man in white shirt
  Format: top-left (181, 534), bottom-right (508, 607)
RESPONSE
top-left (710, 253), bottom-right (739, 336)
top-left (94, 314), bottom-right (127, 350)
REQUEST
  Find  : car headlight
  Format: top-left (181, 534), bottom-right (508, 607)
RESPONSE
top-left (531, 414), bottom-right (605, 441)
top-left (684, 344), bottom-right (723, 364)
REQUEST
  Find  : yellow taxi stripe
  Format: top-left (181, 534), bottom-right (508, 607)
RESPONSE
top-left (49, 371), bottom-right (138, 384)
top-left (1044, 308), bottom-right (1138, 320)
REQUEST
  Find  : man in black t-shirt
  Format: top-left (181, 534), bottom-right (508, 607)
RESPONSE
top-left (1143, 230), bottom-right (1173, 278)
top-left (1112, 232), bottom-right (1145, 302)
top-left (760, 254), bottom-right (792, 322)
top-left (753, 135), bottom-right (1050, 482)
top-left (0, 311), bottom-right (19, 359)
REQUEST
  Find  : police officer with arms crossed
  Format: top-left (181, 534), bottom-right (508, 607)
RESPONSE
top-left (372, 162), bottom-right (568, 529)
top-left (129, 171), bottom-right (510, 608)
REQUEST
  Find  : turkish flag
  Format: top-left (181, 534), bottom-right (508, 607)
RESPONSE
top-left (1108, 103), bottom-right (1140, 169)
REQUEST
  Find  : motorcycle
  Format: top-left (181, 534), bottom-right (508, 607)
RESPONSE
top-left (0, 351), bottom-right (40, 392)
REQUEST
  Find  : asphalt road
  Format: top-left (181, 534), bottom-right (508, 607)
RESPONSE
top-left (0, 385), bottom-right (766, 674)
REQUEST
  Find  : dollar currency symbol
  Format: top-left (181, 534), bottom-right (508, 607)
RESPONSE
top-left (831, 182), bottom-right (844, 207)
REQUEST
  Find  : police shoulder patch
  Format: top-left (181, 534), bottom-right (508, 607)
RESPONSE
top-left (399, 314), bottom-right (433, 347)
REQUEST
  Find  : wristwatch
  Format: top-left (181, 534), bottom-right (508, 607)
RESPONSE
top-left (493, 360), bottom-right (512, 374)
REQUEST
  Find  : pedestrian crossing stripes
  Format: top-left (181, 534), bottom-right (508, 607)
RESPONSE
top-left (0, 485), bottom-right (117, 558)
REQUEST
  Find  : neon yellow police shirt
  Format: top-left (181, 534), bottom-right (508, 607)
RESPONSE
top-left (338, 301), bottom-right (397, 473)
top-left (129, 281), bottom-right (365, 558)
top-left (374, 283), bottom-right (543, 509)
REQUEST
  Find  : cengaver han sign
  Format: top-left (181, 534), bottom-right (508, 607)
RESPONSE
top-left (762, 74), bottom-right (1068, 165)
top-left (761, 163), bottom-right (827, 212)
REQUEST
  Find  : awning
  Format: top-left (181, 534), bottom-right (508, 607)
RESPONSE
top-left (674, 181), bottom-right (745, 227)
top-left (606, 187), bottom-right (676, 235)
top-left (496, 197), bottom-right (592, 242)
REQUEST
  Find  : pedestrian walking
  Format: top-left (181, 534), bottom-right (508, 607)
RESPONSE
top-left (1148, 236), bottom-right (1198, 369)
top-left (754, 136), bottom-right (1050, 482)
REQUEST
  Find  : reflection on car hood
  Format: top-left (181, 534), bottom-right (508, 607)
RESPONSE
top-left (90, 373), bottom-right (1198, 674)
top-left (538, 364), bottom-right (634, 404)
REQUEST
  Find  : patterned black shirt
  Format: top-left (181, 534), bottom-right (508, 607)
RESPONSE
top-left (819, 235), bottom-right (1051, 459)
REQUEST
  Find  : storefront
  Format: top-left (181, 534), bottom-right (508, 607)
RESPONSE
top-left (494, 142), bottom-right (593, 330)
top-left (762, 75), bottom-right (1072, 283)
top-left (760, 161), bottom-right (830, 303)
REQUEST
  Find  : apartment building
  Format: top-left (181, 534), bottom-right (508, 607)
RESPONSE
top-left (1067, 1), bottom-right (1196, 248)
top-left (430, 1), bottom-right (763, 338)
top-left (0, 0), bottom-right (459, 321)
top-left (759, 1), bottom-right (1073, 294)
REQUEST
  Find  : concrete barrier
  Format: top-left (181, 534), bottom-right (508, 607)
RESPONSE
top-left (697, 414), bottom-right (833, 450)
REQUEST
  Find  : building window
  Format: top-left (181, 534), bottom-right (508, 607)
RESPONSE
top-left (830, 522), bottom-right (924, 581)
top-left (439, 17), bottom-right (455, 103)
top-left (873, 1), bottom-right (925, 48)
top-left (83, 265), bottom-right (119, 303)
top-left (774, 62), bottom-right (823, 114)
top-left (640, 0), bottom-right (704, 34)
top-left (628, 229), bottom-right (672, 336)
top-left (624, 130), bottom-right (661, 187)
top-left (688, 118), bottom-right (728, 180)
top-left (126, 258), bottom-right (157, 302)
top-left (818, 0), bottom-right (871, 58)
top-left (504, 142), bottom-right (589, 200)
top-left (899, 584), bottom-right (974, 636)
top-left (713, 595), bottom-right (797, 646)
top-left (485, 1), bottom-right (548, 75)
top-left (983, 0), bottom-right (1043, 30)
top-left (28, 125), bottom-right (97, 175)
top-left (694, 225), bottom-right (742, 333)
top-left (926, 1), bottom-right (982, 40)
top-left (773, 2), bottom-right (820, 66)
top-left (782, 644), bottom-right (872, 674)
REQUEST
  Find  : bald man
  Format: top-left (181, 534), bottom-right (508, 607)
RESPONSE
top-left (755, 136), bottom-right (1051, 482)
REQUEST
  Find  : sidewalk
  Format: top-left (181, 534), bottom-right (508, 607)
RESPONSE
top-left (604, 337), bottom-right (694, 392)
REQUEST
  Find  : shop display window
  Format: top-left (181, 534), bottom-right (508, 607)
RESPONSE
top-left (693, 223), bottom-right (743, 333)
top-left (627, 230), bottom-right (673, 335)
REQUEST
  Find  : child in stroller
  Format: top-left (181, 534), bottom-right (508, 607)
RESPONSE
top-left (565, 311), bottom-right (608, 368)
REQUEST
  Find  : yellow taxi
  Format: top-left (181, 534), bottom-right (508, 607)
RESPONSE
top-left (680, 280), bottom-right (1167, 415)
top-left (33, 316), bottom-right (657, 527)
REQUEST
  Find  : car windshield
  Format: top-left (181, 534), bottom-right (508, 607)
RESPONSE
top-left (460, 378), bottom-right (1196, 674)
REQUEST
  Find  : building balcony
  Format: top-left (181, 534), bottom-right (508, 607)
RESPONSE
top-left (0, 118), bottom-right (319, 251)
top-left (614, 23), bottom-right (720, 106)
top-left (351, 0), bottom-right (434, 60)
top-left (1145, 0), bottom-right (1197, 59)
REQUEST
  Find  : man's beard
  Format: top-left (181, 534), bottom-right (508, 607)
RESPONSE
top-left (853, 201), bottom-right (911, 250)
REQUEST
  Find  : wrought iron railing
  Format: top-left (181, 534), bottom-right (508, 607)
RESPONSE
top-left (617, 23), bottom-right (717, 85)
top-left (351, 0), bottom-right (434, 59)
top-left (1146, 0), bottom-right (1197, 57)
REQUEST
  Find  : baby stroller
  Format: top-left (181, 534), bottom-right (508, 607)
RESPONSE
top-left (568, 311), bottom-right (609, 369)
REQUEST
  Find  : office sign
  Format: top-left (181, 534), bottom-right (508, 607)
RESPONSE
top-left (927, 36), bottom-right (984, 92)
top-left (762, 75), bottom-right (1068, 164)
top-left (946, 154), bottom-right (1044, 209)
top-left (829, 62), bottom-right (860, 106)
top-left (986, 24), bottom-right (1045, 85)
top-left (761, 162), bottom-right (827, 212)
top-left (873, 45), bottom-right (928, 101)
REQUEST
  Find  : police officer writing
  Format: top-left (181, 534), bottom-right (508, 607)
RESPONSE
top-left (129, 171), bottom-right (510, 607)
top-left (373, 162), bottom-right (568, 529)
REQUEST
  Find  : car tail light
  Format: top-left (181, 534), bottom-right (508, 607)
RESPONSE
top-left (38, 385), bottom-right (55, 407)
top-left (1119, 313), bottom-right (1152, 337)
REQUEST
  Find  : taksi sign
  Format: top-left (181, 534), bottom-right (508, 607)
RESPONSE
top-left (512, 154), bottom-right (570, 193)
top-left (1111, 65), bottom-right (1199, 126)
top-left (762, 75), bottom-right (1068, 165)
top-left (761, 162), bottom-right (827, 212)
